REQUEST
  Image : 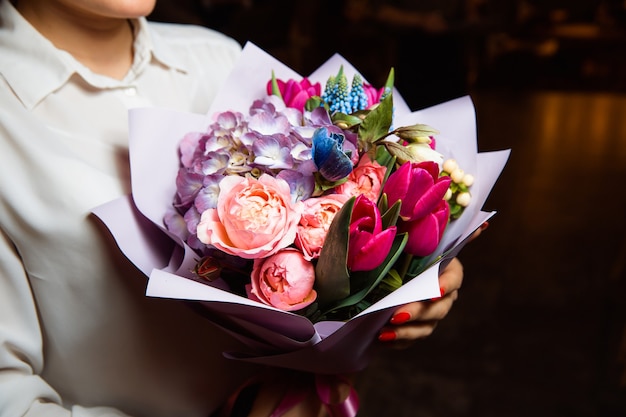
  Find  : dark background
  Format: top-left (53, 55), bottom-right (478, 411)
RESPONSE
top-left (150, 1), bottom-right (626, 416)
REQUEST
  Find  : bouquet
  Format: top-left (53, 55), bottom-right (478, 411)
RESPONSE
top-left (167, 66), bottom-right (474, 322)
top-left (93, 43), bottom-right (509, 376)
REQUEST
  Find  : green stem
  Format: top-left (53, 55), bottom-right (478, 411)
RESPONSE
top-left (372, 129), bottom-right (398, 144)
top-left (397, 252), bottom-right (414, 282)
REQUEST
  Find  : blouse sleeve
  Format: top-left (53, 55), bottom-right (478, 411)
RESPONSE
top-left (0, 228), bottom-right (132, 417)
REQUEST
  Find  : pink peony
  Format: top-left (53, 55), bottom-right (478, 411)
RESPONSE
top-left (334, 154), bottom-right (387, 202)
top-left (295, 194), bottom-right (350, 261)
top-left (197, 174), bottom-right (303, 259)
top-left (347, 195), bottom-right (397, 272)
top-left (267, 77), bottom-right (322, 112)
top-left (249, 248), bottom-right (317, 311)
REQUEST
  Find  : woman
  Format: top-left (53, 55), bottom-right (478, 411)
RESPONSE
top-left (0, 1), bottom-right (465, 415)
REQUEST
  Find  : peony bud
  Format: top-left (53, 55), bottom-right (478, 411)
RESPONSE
top-left (193, 256), bottom-right (222, 281)
top-left (250, 249), bottom-right (317, 311)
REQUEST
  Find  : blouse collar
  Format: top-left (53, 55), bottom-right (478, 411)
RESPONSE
top-left (0, 0), bottom-right (187, 109)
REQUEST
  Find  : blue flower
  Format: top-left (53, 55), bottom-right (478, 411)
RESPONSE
top-left (311, 127), bottom-right (353, 182)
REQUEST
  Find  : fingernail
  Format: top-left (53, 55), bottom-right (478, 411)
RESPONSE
top-left (430, 286), bottom-right (445, 302)
top-left (390, 312), bottom-right (411, 325)
top-left (480, 221), bottom-right (490, 231)
top-left (378, 330), bottom-right (397, 342)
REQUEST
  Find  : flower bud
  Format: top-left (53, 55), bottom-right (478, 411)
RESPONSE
top-left (193, 256), bottom-right (222, 281)
top-left (394, 124), bottom-right (439, 143)
top-left (462, 173), bottom-right (475, 187)
top-left (395, 142), bottom-right (443, 165)
top-left (250, 249), bottom-right (317, 311)
top-left (443, 158), bottom-right (458, 174)
top-left (444, 188), bottom-right (452, 201)
top-left (450, 168), bottom-right (465, 183)
top-left (456, 192), bottom-right (471, 207)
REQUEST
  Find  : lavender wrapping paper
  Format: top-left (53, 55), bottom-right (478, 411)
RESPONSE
top-left (92, 42), bottom-right (509, 374)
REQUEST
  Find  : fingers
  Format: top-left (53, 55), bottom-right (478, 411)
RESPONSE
top-left (375, 221), bottom-right (488, 348)
top-left (379, 290), bottom-right (458, 341)
top-left (469, 221), bottom-right (489, 242)
top-left (378, 322), bottom-right (439, 350)
top-left (377, 257), bottom-right (465, 346)
top-left (438, 257), bottom-right (464, 296)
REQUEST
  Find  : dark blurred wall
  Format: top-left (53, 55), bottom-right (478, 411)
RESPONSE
top-left (150, 0), bottom-right (626, 108)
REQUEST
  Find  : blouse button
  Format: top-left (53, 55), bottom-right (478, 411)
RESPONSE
top-left (124, 87), bottom-right (137, 96)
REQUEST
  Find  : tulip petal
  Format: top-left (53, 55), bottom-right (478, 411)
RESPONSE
top-left (348, 227), bottom-right (397, 271)
top-left (382, 162), bottom-right (411, 209)
top-left (289, 90), bottom-right (313, 112)
top-left (401, 200), bottom-right (450, 257)
top-left (405, 175), bottom-right (451, 221)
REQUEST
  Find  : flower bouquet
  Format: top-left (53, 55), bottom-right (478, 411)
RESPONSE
top-left (93, 42), bottom-right (509, 376)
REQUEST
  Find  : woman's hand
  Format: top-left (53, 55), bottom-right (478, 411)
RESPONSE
top-left (377, 221), bottom-right (488, 349)
top-left (377, 257), bottom-right (464, 349)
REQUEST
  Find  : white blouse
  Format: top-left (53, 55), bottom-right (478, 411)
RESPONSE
top-left (0, 1), bottom-right (259, 416)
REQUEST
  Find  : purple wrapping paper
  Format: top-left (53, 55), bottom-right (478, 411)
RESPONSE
top-left (92, 42), bottom-right (509, 374)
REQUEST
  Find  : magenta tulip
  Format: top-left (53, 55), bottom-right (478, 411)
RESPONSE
top-left (347, 195), bottom-right (397, 272)
top-left (266, 77), bottom-right (321, 112)
top-left (383, 161), bottom-right (451, 222)
top-left (400, 199), bottom-right (450, 256)
top-left (363, 83), bottom-right (386, 108)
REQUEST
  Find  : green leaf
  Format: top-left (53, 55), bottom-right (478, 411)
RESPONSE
top-left (312, 172), bottom-right (349, 196)
top-left (384, 68), bottom-right (395, 92)
top-left (377, 193), bottom-right (388, 215)
top-left (375, 155), bottom-right (396, 210)
top-left (314, 197), bottom-right (355, 308)
top-left (320, 232), bottom-right (408, 316)
top-left (381, 199), bottom-right (401, 230)
top-left (332, 112), bottom-right (364, 129)
top-left (270, 71), bottom-right (283, 100)
top-left (378, 269), bottom-right (404, 294)
top-left (358, 94), bottom-right (393, 149)
top-left (305, 96), bottom-right (325, 112)
top-left (405, 255), bottom-right (430, 281)
top-left (383, 141), bottom-right (415, 164)
top-left (374, 143), bottom-right (393, 167)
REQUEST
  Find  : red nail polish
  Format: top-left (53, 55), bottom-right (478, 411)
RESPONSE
top-left (430, 287), bottom-right (445, 302)
top-left (390, 312), bottom-right (411, 325)
top-left (378, 330), bottom-right (397, 342)
top-left (480, 221), bottom-right (489, 231)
